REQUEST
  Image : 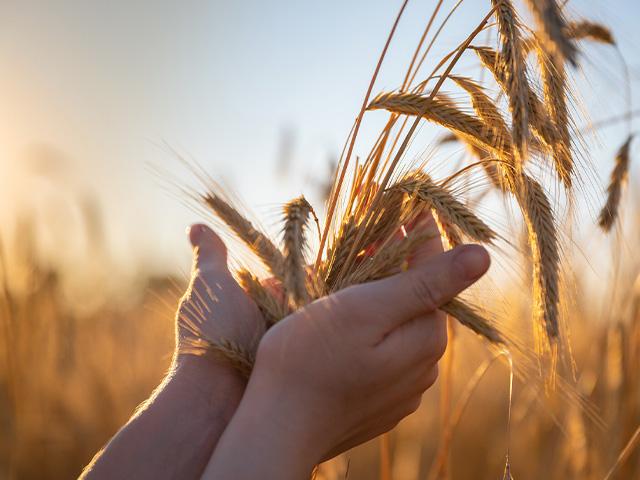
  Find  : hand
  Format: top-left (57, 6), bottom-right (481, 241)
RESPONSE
top-left (176, 224), bottom-right (266, 376)
top-left (81, 224), bottom-right (269, 480)
top-left (204, 217), bottom-right (491, 479)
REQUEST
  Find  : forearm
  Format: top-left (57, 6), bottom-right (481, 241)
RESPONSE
top-left (81, 355), bottom-right (244, 480)
top-left (201, 374), bottom-right (320, 480)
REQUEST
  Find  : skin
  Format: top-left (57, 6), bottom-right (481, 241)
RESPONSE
top-left (80, 224), bottom-right (265, 479)
top-left (203, 220), bottom-right (490, 479)
top-left (82, 217), bottom-right (490, 479)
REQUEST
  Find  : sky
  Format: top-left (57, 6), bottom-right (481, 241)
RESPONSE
top-left (1, 0), bottom-right (639, 280)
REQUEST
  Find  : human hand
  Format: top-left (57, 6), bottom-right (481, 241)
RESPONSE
top-left (204, 216), bottom-right (491, 479)
top-left (175, 224), bottom-right (266, 379)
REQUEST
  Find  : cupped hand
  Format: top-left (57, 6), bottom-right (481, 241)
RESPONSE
top-left (175, 224), bottom-right (266, 376)
top-left (204, 216), bottom-right (491, 479)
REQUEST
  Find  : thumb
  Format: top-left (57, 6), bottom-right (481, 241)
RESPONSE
top-left (345, 244), bottom-right (490, 332)
top-left (188, 223), bottom-right (228, 272)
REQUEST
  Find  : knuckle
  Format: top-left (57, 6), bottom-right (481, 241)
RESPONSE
top-left (409, 273), bottom-right (441, 312)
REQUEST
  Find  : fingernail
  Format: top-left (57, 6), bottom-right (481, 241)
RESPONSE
top-left (453, 245), bottom-right (489, 281)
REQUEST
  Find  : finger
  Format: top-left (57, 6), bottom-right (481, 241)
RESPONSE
top-left (377, 311), bottom-right (447, 367)
top-left (343, 244), bottom-right (489, 332)
top-left (407, 213), bottom-right (444, 265)
top-left (188, 223), bottom-right (228, 273)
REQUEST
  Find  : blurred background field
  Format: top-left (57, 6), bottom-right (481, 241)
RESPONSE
top-left (2, 1), bottom-right (640, 479)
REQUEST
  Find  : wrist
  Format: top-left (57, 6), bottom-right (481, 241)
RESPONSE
top-left (204, 371), bottom-right (322, 479)
top-left (171, 352), bottom-right (246, 408)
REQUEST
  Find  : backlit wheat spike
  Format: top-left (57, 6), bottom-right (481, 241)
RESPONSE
top-left (491, 0), bottom-right (530, 163)
top-left (441, 298), bottom-right (505, 345)
top-left (338, 229), bottom-right (434, 289)
top-left (211, 339), bottom-right (255, 379)
top-left (473, 46), bottom-right (558, 151)
top-left (433, 210), bottom-right (463, 249)
top-left (525, 0), bottom-right (578, 64)
top-left (441, 130), bottom-right (505, 190)
top-left (180, 337), bottom-right (255, 379)
top-left (522, 20), bottom-right (615, 55)
top-left (451, 75), bottom-right (510, 144)
top-left (566, 20), bottom-right (615, 45)
top-left (474, 45), bottom-right (572, 186)
top-left (367, 92), bottom-right (515, 167)
top-left (393, 173), bottom-right (496, 244)
top-left (237, 269), bottom-right (286, 326)
top-left (283, 196), bottom-right (313, 307)
top-left (203, 194), bottom-right (285, 279)
top-left (323, 216), bottom-right (358, 292)
top-left (537, 47), bottom-right (573, 189)
top-left (368, 188), bottom-right (406, 248)
top-left (598, 136), bottom-right (634, 232)
top-left (519, 175), bottom-right (561, 342)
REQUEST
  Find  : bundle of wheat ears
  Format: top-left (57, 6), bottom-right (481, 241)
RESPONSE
top-left (181, 0), bottom-right (634, 380)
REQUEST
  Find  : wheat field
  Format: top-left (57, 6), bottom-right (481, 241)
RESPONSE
top-left (2, 0), bottom-right (640, 479)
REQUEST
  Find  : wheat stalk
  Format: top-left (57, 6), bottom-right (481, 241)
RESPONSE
top-left (598, 136), bottom-right (634, 232)
top-left (203, 193), bottom-right (285, 279)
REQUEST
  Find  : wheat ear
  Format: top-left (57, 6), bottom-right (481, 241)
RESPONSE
top-left (433, 210), bottom-right (463, 249)
top-left (441, 298), bottom-right (505, 345)
top-left (368, 92), bottom-right (515, 167)
top-left (393, 173), bottom-right (496, 243)
top-left (537, 45), bottom-right (573, 189)
top-left (491, 0), bottom-right (530, 163)
top-left (474, 46), bottom-right (572, 186)
top-left (283, 196), bottom-right (313, 307)
top-left (203, 194), bottom-right (285, 279)
top-left (598, 136), bottom-right (634, 232)
top-left (566, 20), bottom-right (615, 45)
top-left (519, 175), bottom-right (561, 342)
top-left (237, 269), bottom-right (286, 326)
top-left (180, 337), bottom-right (255, 379)
top-left (524, 0), bottom-right (578, 64)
